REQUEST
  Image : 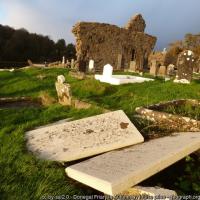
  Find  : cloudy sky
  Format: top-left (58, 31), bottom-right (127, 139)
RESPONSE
top-left (0, 0), bottom-right (200, 50)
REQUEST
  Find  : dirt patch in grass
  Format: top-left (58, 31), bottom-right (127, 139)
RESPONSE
top-left (0, 97), bottom-right (42, 109)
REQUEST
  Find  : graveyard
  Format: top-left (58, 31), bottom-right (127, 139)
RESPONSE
top-left (1, 1), bottom-right (200, 198)
top-left (0, 66), bottom-right (200, 199)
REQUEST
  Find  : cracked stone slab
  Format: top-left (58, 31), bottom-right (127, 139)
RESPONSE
top-left (25, 110), bottom-right (144, 162)
top-left (119, 186), bottom-right (177, 197)
top-left (66, 132), bottom-right (200, 195)
top-left (105, 186), bottom-right (177, 199)
top-left (135, 99), bottom-right (200, 132)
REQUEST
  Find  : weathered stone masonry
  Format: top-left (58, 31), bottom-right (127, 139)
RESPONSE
top-left (72, 14), bottom-right (157, 72)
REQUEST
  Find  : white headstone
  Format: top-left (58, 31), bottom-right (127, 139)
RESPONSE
top-left (103, 64), bottom-right (113, 78)
top-left (62, 56), bottom-right (65, 64)
top-left (66, 132), bottom-right (200, 195)
top-left (89, 60), bottom-right (94, 71)
top-left (26, 110), bottom-right (144, 162)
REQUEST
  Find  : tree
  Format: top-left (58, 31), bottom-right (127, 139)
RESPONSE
top-left (0, 24), bottom-right (77, 67)
top-left (65, 43), bottom-right (76, 60)
top-left (55, 39), bottom-right (66, 60)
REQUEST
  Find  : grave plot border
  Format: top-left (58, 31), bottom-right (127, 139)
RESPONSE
top-left (135, 99), bottom-right (200, 132)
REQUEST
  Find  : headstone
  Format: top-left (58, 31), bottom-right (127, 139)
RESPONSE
top-left (176, 50), bottom-right (195, 82)
top-left (167, 64), bottom-right (175, 77)
top-left (129, 61), bottom-right (137, 72)
top-left (66, 132), bottom-right (200, 195)
top-left (158, 66), bottom-right (167, 77)
top-left (150, 60), bottom-right (158, 76)
top-left (55, 75), bottom-right (72, 106)
top-left (71, 59), bottom-right (75, 68)
top-left (88, 60), bottom-right (94, 71)
top-left (103, 64), bottom-right (113, 78)
top-left (26, 110), bottom-right (144, 162)
top-left (117, 54), bottom-right (122, 70)
top-left (66, 60), bottom-right (71, 68)
top-left (62, 56), bottom-right (65, 64)
top-left (27, 59), bottom-right (33, 66)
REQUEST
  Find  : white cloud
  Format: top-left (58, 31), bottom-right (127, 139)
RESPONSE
top-left (0, 0), bottom-right (75, 43)
top-left (1, 0), bottom-right (200, 49)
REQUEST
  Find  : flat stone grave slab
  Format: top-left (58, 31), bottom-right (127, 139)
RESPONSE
top-left (95, 74), bottom-right (154, 85)
top-left (95, 64), bottom-right (154, 85)
top-left (26, 110), bottom-right (144, 162)
top-left (66, 132), bottom-right (200, 195)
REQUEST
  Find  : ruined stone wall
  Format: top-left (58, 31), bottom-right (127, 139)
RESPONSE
top-left (125, 14), bottom-right (146, 32)
top-left (72, 14), bottom-right (157, 72)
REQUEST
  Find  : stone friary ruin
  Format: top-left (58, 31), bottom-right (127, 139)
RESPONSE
top-left (72, 14), bottom-right (157, 72)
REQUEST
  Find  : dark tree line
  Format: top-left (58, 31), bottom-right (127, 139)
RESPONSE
top-left (0, 24), bottom-right (76, 67)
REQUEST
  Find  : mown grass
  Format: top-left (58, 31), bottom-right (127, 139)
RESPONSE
top-left (0, 68), bottom-right (200, 198)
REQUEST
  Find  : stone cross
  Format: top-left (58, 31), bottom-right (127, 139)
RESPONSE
top-left (55, 75), bottom-right (72, 106)
top-left (103, 64), bottom-right (113, 78)
top-left (176, 50), bottom-right (195, 82)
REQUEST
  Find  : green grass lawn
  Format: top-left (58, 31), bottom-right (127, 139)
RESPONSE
top-left (0, 68), bottom-right (200, 199)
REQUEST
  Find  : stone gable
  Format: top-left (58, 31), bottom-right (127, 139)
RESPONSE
top-left (72, 14), bottom-right (157, 72)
